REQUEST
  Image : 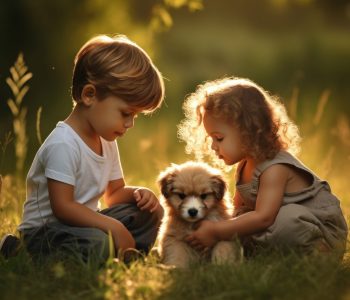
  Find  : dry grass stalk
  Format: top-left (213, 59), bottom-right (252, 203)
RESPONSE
top-left (288, 87), bottom-right (299, 121)
top-left (0, 132), bottom-right (13, 196)
top-left (332, 114), bottom-right (350, 147)
top-left (36, 106), bottom-right (43, 145)
top-left (6, 53), bottom-right (32, 177)
top-left (313, 89), bottom-right (330, 126)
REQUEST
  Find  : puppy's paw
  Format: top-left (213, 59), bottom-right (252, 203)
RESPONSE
top-left (211, 241), bottom-right (243, 265)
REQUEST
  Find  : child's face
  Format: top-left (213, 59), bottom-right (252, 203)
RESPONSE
top-left (87, 94), bottom-right (140, 141)
top-left (203, 111), bottom-right (245, 165)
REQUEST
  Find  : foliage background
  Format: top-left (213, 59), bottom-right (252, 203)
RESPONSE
top-left (1, 0), bottom-right (350, 215)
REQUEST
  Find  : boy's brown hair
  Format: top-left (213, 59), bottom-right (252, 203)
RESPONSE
top-left (72, 35), bottom-right (164, 113)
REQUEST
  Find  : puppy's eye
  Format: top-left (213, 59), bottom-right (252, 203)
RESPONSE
top-left (177, 193), bottom-right (186, 200)
top-left (200, 193), bottom-right (208, 200)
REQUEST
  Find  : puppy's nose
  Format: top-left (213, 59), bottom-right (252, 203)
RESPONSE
top-left (188, 208), bottom-right (198, 217)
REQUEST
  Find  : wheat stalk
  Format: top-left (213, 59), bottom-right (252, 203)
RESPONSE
top-left (6, 53), bottom-right (32, 178)
top-left (0, 132), bottom-right (13, 196)
top-left (313, 89), bottom-right (330, 126)
top-left (36, 106), bottom-right (43, 145)
top-left (288, 87), bottom-right (299, 121)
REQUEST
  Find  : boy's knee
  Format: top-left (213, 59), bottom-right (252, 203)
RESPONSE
top-left (150, 205), bottom-right (164, 225)
top-left (134, 205), bottom-right (164, 228)
top-left (131, 206), bottom-right (163, 253)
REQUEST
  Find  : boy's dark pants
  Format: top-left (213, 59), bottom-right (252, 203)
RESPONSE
top-left (20, 203), bottom-right (163, 263)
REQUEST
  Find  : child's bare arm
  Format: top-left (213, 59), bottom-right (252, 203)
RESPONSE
top-left (47, 178), bottom-right (135, 251)
top-left (104, 178), bottom-right (135, 206)
top-left (217, 164), bottom-right (289, 239)
top-left (233, 190), bottom-right (247, 216)
top-left (187, 164), bottom-right (289, 248)
top-left (104, 178), bottom-right (160, 212)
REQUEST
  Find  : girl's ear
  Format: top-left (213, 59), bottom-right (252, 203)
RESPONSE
top-left (81, 84), bottom-right (97, 106)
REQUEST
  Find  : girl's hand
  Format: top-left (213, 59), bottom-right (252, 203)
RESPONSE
top-left (134, 188), bottom-right (160, 213)
top-left (186, 220), bottom-right (220, 250)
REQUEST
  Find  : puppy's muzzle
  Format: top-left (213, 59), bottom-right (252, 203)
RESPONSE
top-left (180, 196), bottom-right (206, 222)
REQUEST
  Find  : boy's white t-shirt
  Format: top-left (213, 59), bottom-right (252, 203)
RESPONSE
top-left (18, 121), bottom-right (123, 230)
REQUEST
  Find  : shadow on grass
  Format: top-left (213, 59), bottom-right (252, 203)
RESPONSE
top-left (157, 249), bottom-right (350, 300)
top-left (0, 250), bottom-right (106, 300)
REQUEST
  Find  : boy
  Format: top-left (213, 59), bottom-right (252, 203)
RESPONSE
top-left (0, 35), bottom-right (165, 263)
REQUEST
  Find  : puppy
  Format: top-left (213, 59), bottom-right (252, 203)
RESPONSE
top-left (157, 161), bottom-right (242, 268)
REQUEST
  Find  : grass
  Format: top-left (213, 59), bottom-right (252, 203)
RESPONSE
top-left (159, 253), bottom-right (350, 300)
top-left (1, 173), bottom-right (350, 300)
top-left (0, 243), bottom-right (350, 300)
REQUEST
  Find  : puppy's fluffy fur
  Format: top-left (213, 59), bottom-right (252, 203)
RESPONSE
top-left (157, 161), bottom-right (241, 268)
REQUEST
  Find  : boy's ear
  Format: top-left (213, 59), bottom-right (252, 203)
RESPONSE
top-left (81, 84), bottom-right (97, 106)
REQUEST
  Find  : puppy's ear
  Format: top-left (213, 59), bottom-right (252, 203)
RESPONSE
top-left (157, 172), bottom-right (175, 198)
top-left (210, 175), bottom-right (227, 200)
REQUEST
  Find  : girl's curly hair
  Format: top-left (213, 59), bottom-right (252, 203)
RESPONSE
top-left (178, 77), bottom-right (301, 165)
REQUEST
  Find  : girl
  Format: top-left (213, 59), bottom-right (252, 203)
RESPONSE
top-left (179, 77), bottom-right (348, 257)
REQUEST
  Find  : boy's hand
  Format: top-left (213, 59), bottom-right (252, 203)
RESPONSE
top-left (133, 188), bottom-right (159, 213)
top-left (112, 220), bottom-right (135, 252)
top-left (186, 220), bottom-right (220, 250)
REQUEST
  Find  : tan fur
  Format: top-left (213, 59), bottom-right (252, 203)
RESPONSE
top-left (157, 161), bottom-right (242, 268)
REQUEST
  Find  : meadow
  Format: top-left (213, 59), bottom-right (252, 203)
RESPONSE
top-left (0, 69), bottom-right (349, 299)
top-left (1, 1), bottom-right (350, 299)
